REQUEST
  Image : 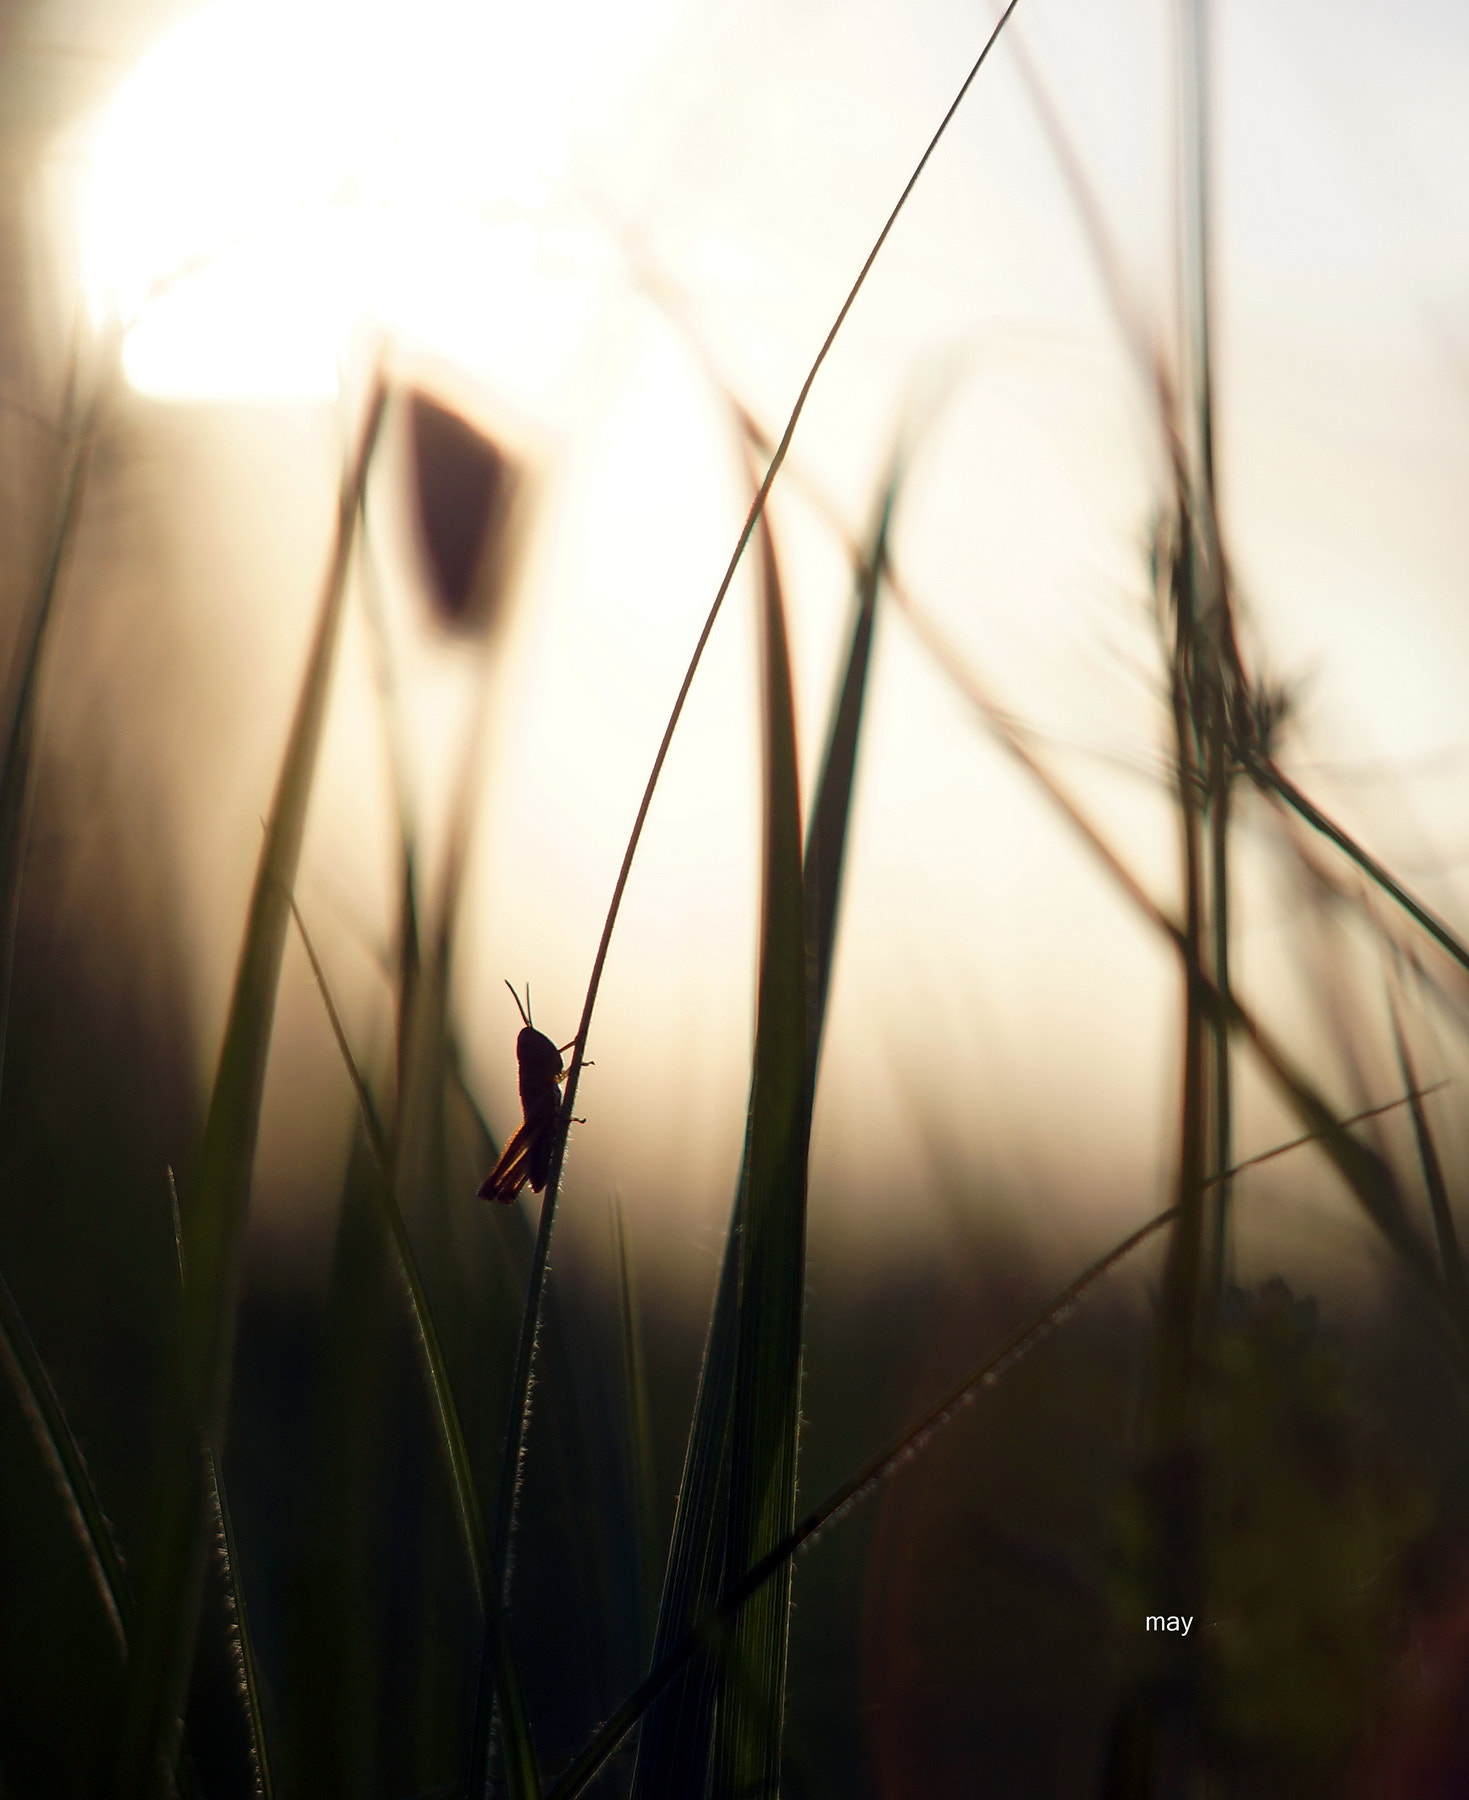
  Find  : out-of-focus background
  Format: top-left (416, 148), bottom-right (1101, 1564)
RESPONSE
top-left (2, 0), bottom-right (1469, 1793)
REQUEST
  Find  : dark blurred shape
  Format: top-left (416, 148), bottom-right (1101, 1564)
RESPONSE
top-left (1106, 1279), bottom-right (1433, 1799)
top-left (1354, 1539), bottom-right (1469, 1800)
top-left (407, 389), bottom-right (522, 632)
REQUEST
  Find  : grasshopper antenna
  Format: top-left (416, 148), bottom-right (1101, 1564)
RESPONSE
top-left (505, 979), bottom-right (532, 1028)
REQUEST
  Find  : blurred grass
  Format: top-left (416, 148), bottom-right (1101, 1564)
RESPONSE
top-left (1, 6), bottom-right (1468, 1799)
top-left (110, 377), bottom-right (387, 1800)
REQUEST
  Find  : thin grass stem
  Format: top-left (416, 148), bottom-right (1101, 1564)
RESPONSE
top-left (0, 1267), bottom-right (131, 1650)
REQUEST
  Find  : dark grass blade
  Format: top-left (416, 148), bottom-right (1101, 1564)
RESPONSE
top-left (1388, 994), bottom-right (1469, 1333)
top-left (609, 1197), bottom-right (659, 1661)
top-left (291, 903), bottom-right (542, 1798)
top-left (548, 1204), bottom-right (1181, 1800)
top-left (707, 480), bottom-right (810, 1800)
top-left (627, 1203), bottom-right (740, 1800)
top-left (205, 1452), bottom-right (274, 1800)
top-left (802, 454), bottom-right (898, 1085)
top-left (0, 354), bottom-right (101, 1110)
top-left (285, 1135), bottom-right (393, 1796)
top-left (0, 1267), bottom-right (131, 1650)
top-left (633, 436), bottom-right (908, 1798)
top-left (1256, 758), bottom-right (1469, 980)
top-left (109, 379), bottom-right (388, 1800)
top-left (1252, 763), bottom-right (1469, 986)
top-left (359, 499), bottom-right (425, 1111)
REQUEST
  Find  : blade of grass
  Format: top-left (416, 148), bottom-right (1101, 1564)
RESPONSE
top-left (707, 465), bottom-right (810, 1800)
top-left (285, 1134), bottom-right (392, 1795)
top-left (0, 344), bottom-right (103, 1113)
top-left (109, 376), bottom-right (387, 1800)
top-left (1154, 516), bottom-right (1210, 1438)
top-left (632, 421), bottom-right (904, 1798)
top-left (609, 1196), bottom-right (659, 1661)
top-left (627, 1199), bottom-right (740, 1800)
top-left (802, 449), bottom-right (899, 1086)
top-left (205, 1451), bottom-right (274, 1800)
top-left (162, 1184), bottom-right (275, 1799)
top-left (1133, 507), bottom-right (1214, 1794)
top-left (0, 1266), bottom-right (130, 1650)
top-left (291, 901), bottom-right (542, 1799)
top-left (1254, 757), bottom-right (1469, 980)
top-left (548, 1204), bottom-right (1182, 1800)
top-left (466, 10), bottom-right (1027, 1792)
top-left (1387, 991), bottom-right (1468, 1331)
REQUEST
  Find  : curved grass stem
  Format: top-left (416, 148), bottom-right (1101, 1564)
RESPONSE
top-left (463, 7), bottom-right (1029, 1791)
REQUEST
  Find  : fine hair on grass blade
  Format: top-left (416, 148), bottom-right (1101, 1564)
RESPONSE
top-left (464, 9), bottom-right (1028, 1792)
top-left (108, 375), bottom-right (387, 1800)
top-left (205, 1452), bottom-right (275, 1800)
top-left (0, 1266), bottom-right (131, 1651)
top-left (547, 1205), bottom-right (1181, 1800)
top-left (289, 899), bottom-right (542, 1798)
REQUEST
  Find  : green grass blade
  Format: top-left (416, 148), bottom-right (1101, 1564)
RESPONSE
top-left (109, 377), bottom-right (387, 1800)
top-left (0, 1266), bottom-right (131, 1650)
top-left (291, 902), bottom-right (542, 1799)
top-left (548, 1205), bottom-right (1180, 1800)
top-left (708, 472), bottom-right (810, 1800)
top-left (205, 1452), bottom-right (275, 1800)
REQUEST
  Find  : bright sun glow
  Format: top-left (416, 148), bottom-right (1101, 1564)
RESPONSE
top-left (81, 0), bottom-right (663, 401)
